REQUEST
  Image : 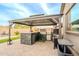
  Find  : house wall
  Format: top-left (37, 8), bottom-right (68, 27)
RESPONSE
top-left (61, 3), bottom-right (79, 55)
top-left (61, 3), bottom-right (73, 38)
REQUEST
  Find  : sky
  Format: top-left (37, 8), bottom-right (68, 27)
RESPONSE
top-left (0, 3), bottom-right (61, 26)
top-left (71, 3), bottom-right (79, 22)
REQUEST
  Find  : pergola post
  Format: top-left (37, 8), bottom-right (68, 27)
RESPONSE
top-left (8, 22), bottom-right (13, 45)
top-left (30, 26), bottom-right (33, 32)
top-left (59, 18), bottom-right (62, 39)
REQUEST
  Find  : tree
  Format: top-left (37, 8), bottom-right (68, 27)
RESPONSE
top-left (72, 19), bottom-right (79, 25)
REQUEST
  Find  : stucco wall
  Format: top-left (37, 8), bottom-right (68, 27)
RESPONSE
top-left (61, 3), bottom-right (79, 55)
top-left (61, 4), bottom-right (72, 38)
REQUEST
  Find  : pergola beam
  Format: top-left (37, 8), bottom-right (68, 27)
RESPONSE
top-left (13, 22), bottom-right (31, 26)
top-left (11, 18), bottom-right (57, 26)
top-left (51, 18), bottom-right (59, 24)
top-left (30, 24), bottom-right (56, 26)
top-left (9, 14), bottom-right (63, 27)
top-left (47, 18), bottom-right (57, 24)
top-left (10, 14), bottom-right (62, 23)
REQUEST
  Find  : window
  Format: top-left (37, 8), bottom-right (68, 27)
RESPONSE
top-left (71, 4), bottom-right (79, 32)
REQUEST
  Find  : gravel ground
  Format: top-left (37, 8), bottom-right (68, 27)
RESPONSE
top-left (0, 40), bottom-right (58, 56)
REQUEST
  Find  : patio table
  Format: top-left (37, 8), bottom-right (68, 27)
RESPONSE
top-left (58, 39), bottom-right (73, 53)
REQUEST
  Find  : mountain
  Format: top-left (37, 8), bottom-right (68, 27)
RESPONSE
top-left (14, 24), bottom-right (30, 29)
top-left (0, 24), bottom-right (30, 29)
top-left (72, 19), bottom-right (79, 25)
top-left (0, 26), bottom-right (9, 28)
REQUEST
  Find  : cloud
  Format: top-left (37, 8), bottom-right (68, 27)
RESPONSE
top-left (0, 3), bottom-right (32, 26)
top-left (1, 3), bottom-right (31, 17)
top-left (40, 3), bottom-right (51, 14)
top-left (13, 4), bottom-right (31, 17)
top-left (40, 3), bottom-right (61, 15)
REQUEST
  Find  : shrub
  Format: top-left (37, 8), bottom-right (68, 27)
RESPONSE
top-left (15, 31), bottom-right (19, 35)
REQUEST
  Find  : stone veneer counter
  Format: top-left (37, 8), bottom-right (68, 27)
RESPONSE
top-left (20, 32), bottom-right (37, 45)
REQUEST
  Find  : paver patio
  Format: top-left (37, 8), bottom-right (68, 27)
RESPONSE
top-left (0, 40), bottom-right (58, 56)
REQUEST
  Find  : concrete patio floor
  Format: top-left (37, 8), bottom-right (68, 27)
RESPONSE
top-left (0, 40), bottom-right (58, 56)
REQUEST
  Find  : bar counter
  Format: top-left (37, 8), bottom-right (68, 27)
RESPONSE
top-left (20, 32), bottom-right (37, 45)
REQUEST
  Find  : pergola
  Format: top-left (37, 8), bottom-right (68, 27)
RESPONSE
top-left (8, 14), bottom-right (63, 45)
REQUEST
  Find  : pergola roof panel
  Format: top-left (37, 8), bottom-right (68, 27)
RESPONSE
top-left (10, 14), bottom-right (63, 26)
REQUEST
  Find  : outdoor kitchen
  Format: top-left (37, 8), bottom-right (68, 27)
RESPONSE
top-left (8, 14), bottom-right (62, 45)
top-left (20, 26), bottom-right (53, 45)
